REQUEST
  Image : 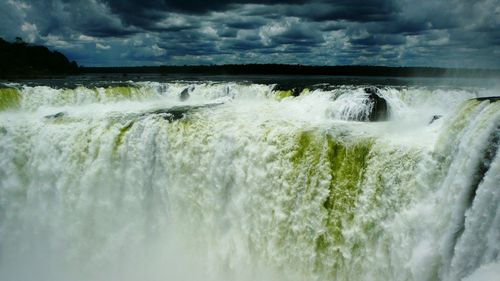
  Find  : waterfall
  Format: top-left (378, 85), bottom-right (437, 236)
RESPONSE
top-left (0, 82), bottom-right (498, 281)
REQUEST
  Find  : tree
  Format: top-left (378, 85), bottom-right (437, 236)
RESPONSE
top-left (0, 37), bottom-right (79, 77)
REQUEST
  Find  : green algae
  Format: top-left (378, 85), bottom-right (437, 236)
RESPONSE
top-left (300, 88), bottom-right (311, 96)
top-left (287, 131), bottom-right (373, 276)
top-left (275, 88), bottom-right (311, 100)
top-left (324, 136), bottom-right (372, 220)
top-left (291, 132), bottom-right (314, 164)
top-left (59, 88), bottom-right (79, 104)
top-left (104, 86), bottom-right (154, 100)
top-left (320, 136), bottom-right (372, 273)
top-left (105, 86), bottom-right (135, 98)
top-left (0, 88), bottom-right (21, 111)
top-left (291, 131), bottom-right (372, 225)
top-left (113, 121), bottom-right (134, 152)
top-left (275, 90), bottom-right (293, 100)
top-left (69, 130), bottom-right (93, 168)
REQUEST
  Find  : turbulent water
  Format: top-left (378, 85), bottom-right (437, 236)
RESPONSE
top-left (0, 80), bottom-right (499, 281)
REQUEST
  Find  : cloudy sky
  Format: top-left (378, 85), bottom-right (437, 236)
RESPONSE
top-left (1, 0), bottom-right (499, 67)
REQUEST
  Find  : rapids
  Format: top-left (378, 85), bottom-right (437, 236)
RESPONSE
top-left (0, 81), bottom-right (498, 281)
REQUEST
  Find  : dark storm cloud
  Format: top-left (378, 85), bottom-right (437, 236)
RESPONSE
top-left (101, 0), bottom-right (307, 28)
top-left (225, 18), bottom-right (267, 30)
top-left (216, 28), bottom-right (237, 38)
top-left (7, 0), bottom-right (138, 38)
top-left (285, 0), bottom-right (395, 22)
top-left (104, 0), bottom-right (307, 15)
top-left (231, 0), bottom-right (395, 23)
top-left (270, 24), bottom-right (324, 45)
top-left (350, 34), bottom-right (406, 46)
top-left (224, 40), bottom-right (272, 52)
top-left (0, 0), bottom-right (498, 67)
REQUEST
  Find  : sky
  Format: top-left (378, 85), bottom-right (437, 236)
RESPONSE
top-left (0, 0), bottom-right (499, 67)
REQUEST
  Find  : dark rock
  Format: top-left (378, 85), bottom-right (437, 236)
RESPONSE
top-left (44, 112), bottom-right (66, 119)
top-left (180, 86), bottom-right (194, 101)
top-left (364, 87), bottom-right (389, 121)
top-left (144, 103), bottom-right (223, 122)
top-left (157, 84), bottom-right (168, 93)
top-left (149, 107), bottom-right (189, 121)
top-left (473, 96), bottom-right (500, 102)
top-left (429, 115), bottom-right (442, 124)
top-left (273, 84), bottom-right (304, 97)
top-left (291, 87), bottom-right (304, 97)
top-left (0, 127), bottom-right (6, 135)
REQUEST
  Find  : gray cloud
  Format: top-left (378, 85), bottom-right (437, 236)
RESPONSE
top-left (0, 0), bottom-right (498, 67)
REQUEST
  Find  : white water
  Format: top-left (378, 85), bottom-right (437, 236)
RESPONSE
top-left (0, 82), bottom-right (498, 281)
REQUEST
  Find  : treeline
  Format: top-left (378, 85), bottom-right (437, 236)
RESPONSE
top-left (1, 37), bottom-right (497, 79)
top-left (83, 64), bottom-right (500, 78)
top-left (0, 37), bottom-right (79, 78)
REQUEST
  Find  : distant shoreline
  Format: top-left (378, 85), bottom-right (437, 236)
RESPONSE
top-left (80, 64), bottom-right (500, 78)
top-left (2, 39), bottom-right (499, 79)
top-left (2, 65), bottom-right (500, 81)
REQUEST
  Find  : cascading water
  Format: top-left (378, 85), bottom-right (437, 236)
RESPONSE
top-left (0, 81), bottom-right (498, 281)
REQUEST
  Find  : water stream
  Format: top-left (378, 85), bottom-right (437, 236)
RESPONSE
top-left (0, 81), bottom-right (498, 281)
